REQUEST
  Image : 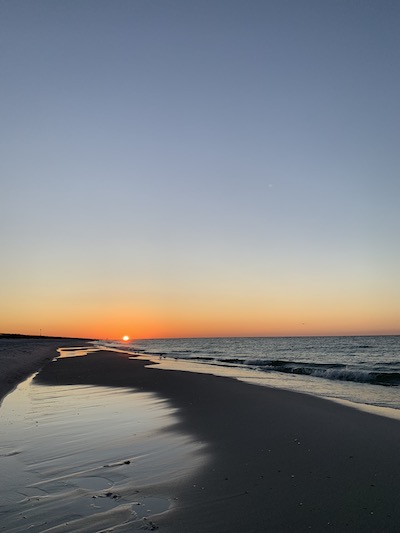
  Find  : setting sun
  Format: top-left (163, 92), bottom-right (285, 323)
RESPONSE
top-left (122, 335), bottom-right (130, 341)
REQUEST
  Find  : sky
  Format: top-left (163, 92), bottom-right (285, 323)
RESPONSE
top-left (1, 0), bottom-right (399, 339)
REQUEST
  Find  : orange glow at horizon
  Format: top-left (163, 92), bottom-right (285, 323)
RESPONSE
top-left (1, 282), bottom-right (400, 340)
top-left (4, 302), bottom-right (398, 340)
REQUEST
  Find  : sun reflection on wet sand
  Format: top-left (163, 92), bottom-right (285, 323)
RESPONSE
top-left (56, 346), bottom-right (100, 358)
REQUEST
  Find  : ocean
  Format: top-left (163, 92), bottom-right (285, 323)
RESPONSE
top-left (94, 336), bottom-right (400, 415)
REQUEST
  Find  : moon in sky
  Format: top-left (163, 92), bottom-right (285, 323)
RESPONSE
top-left (122, 335), bottom-right (130, 341)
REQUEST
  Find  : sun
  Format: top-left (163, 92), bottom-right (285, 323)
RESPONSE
top-left (122, 335), bottom-right (130, 341)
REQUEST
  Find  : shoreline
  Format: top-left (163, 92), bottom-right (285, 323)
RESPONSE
top-left (33, 349), bottom-right (400, 532)
top-left (137, 353), bottom-right (400, 421)
top-left (95, 336), bottom-right (400, 415)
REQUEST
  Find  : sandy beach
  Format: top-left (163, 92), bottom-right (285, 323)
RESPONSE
top-left (30, 348), bottom-right (400, 532)
top-left (1, 342), bottom-right (399, 531)
top-left (0, 337), bottom-right (88, 404)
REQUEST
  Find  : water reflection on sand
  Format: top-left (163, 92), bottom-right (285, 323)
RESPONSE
top-left (0, 367), bottom-right (205, 532)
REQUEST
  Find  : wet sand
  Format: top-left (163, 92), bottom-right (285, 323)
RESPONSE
top-left (0, 372), bottom-right (202, 532)
top-left (33, 349), bottom-right (400, 533)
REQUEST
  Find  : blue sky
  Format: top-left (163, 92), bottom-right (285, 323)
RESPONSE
top-left (1, 0), bottom-right (399, 338)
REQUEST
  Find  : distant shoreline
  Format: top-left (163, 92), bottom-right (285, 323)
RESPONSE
top-left (0, 337), bottom-right (92, 403)
top-left (0, 333), bottom-right (94, 341)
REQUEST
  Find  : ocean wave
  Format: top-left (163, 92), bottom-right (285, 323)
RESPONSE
top-left (169, 354), bottom-right (400, 386)
top-left (196, 356), bottom-right (216, 361)
top-left (373, 372), bottom-right (400, 385)
top-left (212, 356), bottom-right (400, 387)
top-left (254, 362), bottom-right (400, 386)
top-left (221, 357), bottom-right (244, 364)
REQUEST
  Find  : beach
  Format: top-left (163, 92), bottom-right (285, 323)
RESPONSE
top-left (1, 343), bottom-right (400, 532)
top-left (0, 337), bottom-right (88, 404)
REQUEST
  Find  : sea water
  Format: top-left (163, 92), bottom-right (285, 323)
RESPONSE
top-left (95, 336), bottom-right (400, 415)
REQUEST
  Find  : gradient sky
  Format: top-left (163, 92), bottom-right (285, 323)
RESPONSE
top-left (1, 0), bottom-right (399, 339)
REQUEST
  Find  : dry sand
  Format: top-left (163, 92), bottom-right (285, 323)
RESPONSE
top-left (0, 337), bottom-right (86, 404)
top-left (33, 349), bottom-right (400, 533)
